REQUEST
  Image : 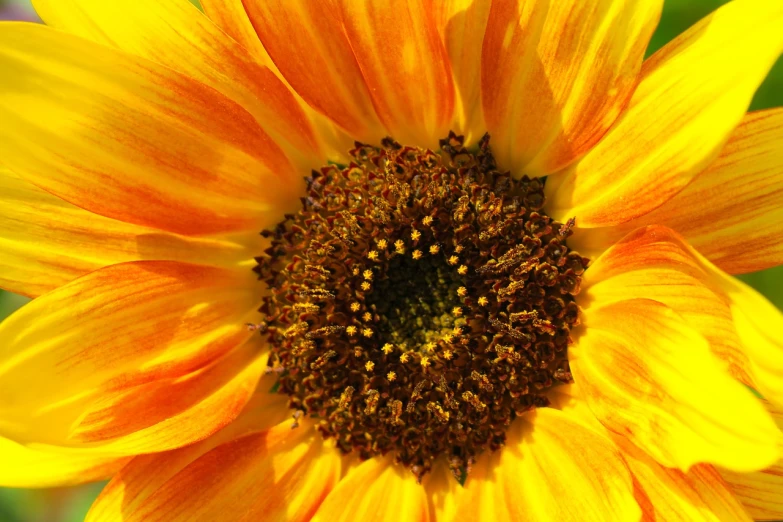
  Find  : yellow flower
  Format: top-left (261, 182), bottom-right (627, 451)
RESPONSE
top-left (0, 0), bottom-right (782, 521)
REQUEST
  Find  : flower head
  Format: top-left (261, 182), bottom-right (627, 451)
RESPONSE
top-left (1, 0), bottom-right (783, 520)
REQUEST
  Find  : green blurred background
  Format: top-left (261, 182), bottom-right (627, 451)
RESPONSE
top-left (0, 0), bottom-right (781, 520)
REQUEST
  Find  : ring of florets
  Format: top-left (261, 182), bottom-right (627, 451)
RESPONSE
top-left (252, 133), bottom-right (587, 481)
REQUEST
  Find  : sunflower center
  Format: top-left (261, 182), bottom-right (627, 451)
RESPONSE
top-left (253, 133), bottom-right (587, 481)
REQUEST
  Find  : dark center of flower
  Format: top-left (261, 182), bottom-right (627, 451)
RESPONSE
top-left (253, 133), bottom-right (588, 481)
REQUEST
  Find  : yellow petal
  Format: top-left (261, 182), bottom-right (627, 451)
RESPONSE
top-left (583, 225), bottom-right (783, 410)
top-left (581, 225), bottom-right (755, 392)
top-left (570, 108), bottom-right (783, 274)
top-left (433, 0), bottom-right (491, 143)
top-left (0, 260), bottom-right (258, 453)
top-left (31, 0), bottom-right (323, 167)
top-left (0, 437), bottom-right (129, 488)
top-left (240, 0), bottom-right (385, 144)
top-left (311, 457), bottom-right (430, 522)
top-left (0, 23), bottom-right (299, 236)
top-left (623, 441), bottom-right (752, 521)
top-left (454, 408), bottom-right (640, 521)
top-left (482, 0), bottom-right (662, 175)
top-left (720, 400), bottom-right (783, 521)
top-left (0, 167), bottom-right (253, 298)
top-left (546, 0), bottom-right (783, 227)
top-left (571, 298), bottom-right (779, 472)
top-left (88, 418), bottom-right (339, 522)
top-left (337, 0), bottom-right (456, 147)
top-left (549, 384), bottom-right (751, 522)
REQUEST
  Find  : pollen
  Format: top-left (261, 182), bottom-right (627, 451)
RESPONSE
top-left (254, 132), bottom-right (588, 480)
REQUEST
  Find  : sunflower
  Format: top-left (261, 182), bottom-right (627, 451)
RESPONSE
top-left (1, 0), bottom-right (782, 520)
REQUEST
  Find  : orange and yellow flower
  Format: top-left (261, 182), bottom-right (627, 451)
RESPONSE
top-left (0, 0), bottom-right (782, 520)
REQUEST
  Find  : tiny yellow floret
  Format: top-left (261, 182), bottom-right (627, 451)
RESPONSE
top-left (346, 326), bottom-right (358, 336)
top-left (458, 265), bottom-right (468, 275)
top-left (365, 361), bottom-right (375, 372)
top-left (382, 343), bottom-right (394, 354)
top-left (412, 250), bottom-right (423, 260)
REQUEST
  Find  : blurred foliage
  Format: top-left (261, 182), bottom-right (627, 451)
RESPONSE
top-left (1, 0), bottom-right (782, 520)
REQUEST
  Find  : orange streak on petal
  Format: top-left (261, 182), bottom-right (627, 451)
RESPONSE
top-left (338, 0), bottom-right (456, 147)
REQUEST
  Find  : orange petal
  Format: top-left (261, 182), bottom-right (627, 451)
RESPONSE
top-left (434, 0), bottom-right (492, 144)
top-left (0, 23), bottom-right (299, 236)
top-left (546, 0), bottom-right (783, 227)
top-left (582, 225), bottom-right (783, 410)
top-left (0, 437), bottom-right (130, 488)
top-left (571, 108), bottom-right (783, 274)
top-left (482, 0), bottom-right (662, 175)
top-left (571, 298), bottom-right (779, 472)
top-left (88, 419), bottom-right (340, 522)
top-left (337, 0), bottom-right (456, 146)
top-left (31, 0), bottom-right (322, 167)
top-left (454, 408), bottom-right (640, 521)
top-left (0, 260), bottom-right (259, 452)
top-left (240, 0), bottom-right (385, 143)
top-left (198, 0), bottom-right (274, 67)
top-left (0, 167), bottom-right (254, 298)
top-left (720, 400), bottom-right (783, 521)
top-left (311, 457), bottom-right (430, 522)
